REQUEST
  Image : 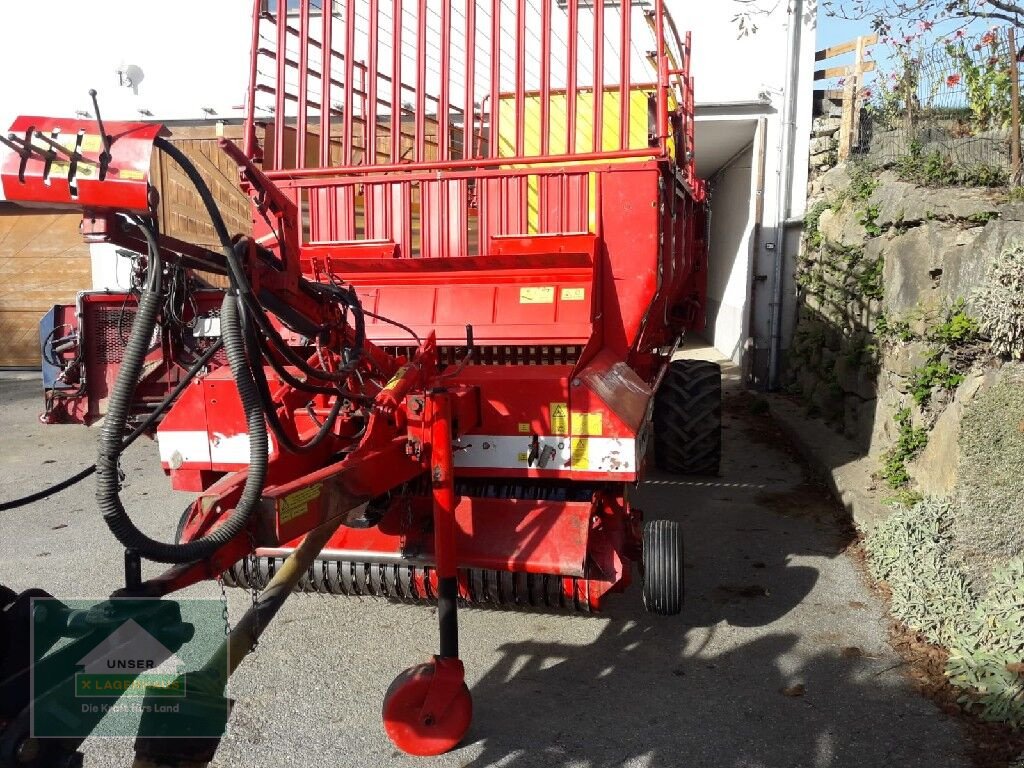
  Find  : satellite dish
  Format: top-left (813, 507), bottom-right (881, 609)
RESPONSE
top-left (117, 64), bottom-right (145, 95)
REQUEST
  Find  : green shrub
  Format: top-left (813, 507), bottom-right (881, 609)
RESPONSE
top-left (973, 245), bottom-right (1024, 360)
top-left (953, 364), bottom-right (1024, 576)
top-left (880, 408), bottom-right (929, 488)
top-left (876, 314), bottom-right (915, 343)
top-left (947, 558), bottom-right (1024, 726)
top-left (803, 200), bottom-right (831, 249)
top-left (909, 354), bottom-right (963, 407)
top-left (865, 497), bottom-right (976, 646)
top-left (929, 300), bottom-right (980, 347)
top-left (858, 205), bottom-right (882, 237)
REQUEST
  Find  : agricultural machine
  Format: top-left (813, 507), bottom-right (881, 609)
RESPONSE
top-left (0, 0), bottom-right (720, 762)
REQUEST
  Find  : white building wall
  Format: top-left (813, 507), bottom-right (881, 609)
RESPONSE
top-left (704, 143), bottom-right (756, 363)
top-left (684, 0), bottom-right (817, 382)
top-left (0, 1), bottom-right (253, 139)
top-left (0, 0), bottom-right (817, 375)
top-left (0, 0), bottom-right (253, 289)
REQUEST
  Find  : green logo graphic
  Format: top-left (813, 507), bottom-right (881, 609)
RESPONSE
top-left (31, 598), bottom-right (229, 739)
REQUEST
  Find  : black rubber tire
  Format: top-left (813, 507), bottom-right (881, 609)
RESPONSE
top-left (641, 519), bottom-right (684, 615)
top-left (653, 359), bottom-right (722, 475)
top-left (174, 505), bottom-right (192, 544)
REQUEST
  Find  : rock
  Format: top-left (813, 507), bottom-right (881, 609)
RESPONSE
top-left (812, 116), bottom-right (842, 136)
top-left (818, 201), bottom-right (866, 248)
top-left (843, 394), bottom-right (861, 439)
top-left (819, 164), bottom-right (852, 199)
top-left (834, 353), bottom-right (877, 401)
top-left (798, 369), bottom-right (820, 400)
top-left (867, 180), bottom-right (1002, 228)
top-left (883, 341), bottom-right (931, 378)
top-left (812, 383), bottom-right (844, 423)
top-left (908, 370), bottom-right (986, 495)
top-left (810, 135), bottom-right (835, 156)
top-left (881, 223), bottom-right (967, 316)
top-left (999, 202), bottom-right (1024, 221)
top-left (855, 397), bottom-right (879, 448)
top-left (868, 384), bottom-right (904, 458)
top-left (948, 219), bottom-right (1024, 315)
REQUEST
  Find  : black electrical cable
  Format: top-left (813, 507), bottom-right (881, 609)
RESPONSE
top-left (0, 339), bottom-right (224, 512)
top-left (239, 286), bottom-right (362, 384)
top-left (361, 308), bottom-right (422, 345)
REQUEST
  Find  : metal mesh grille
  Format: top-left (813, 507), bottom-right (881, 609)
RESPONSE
top-left (87, 307), bottom-right (133, 365)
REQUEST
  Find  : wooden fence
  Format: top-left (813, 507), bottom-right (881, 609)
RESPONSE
top-left (814, 34), bottom-right (877, 161)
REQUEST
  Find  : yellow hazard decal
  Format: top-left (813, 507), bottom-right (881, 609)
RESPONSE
top-left (119, 168), bottom-right (145, 180)
top-left (279, 483), bottom-right (322, 525)
top-left (561, 287), bottom-right (585, 301)
top-left (383, 364), bottom-right (412, 392)
top-left (517, 451), bottom-right (529, 462)
top-left (570, 438), bottom-right (589, 470)
top-left (81, 134), bottom-right (102, 153)
top-left (518, 422), bottom-right (531, 433)
top-left (520, 286), bottom-right (554, 304)
top-left (550, 402), bottom-right (569, 435)
top-left (571, 411), bottom-right (603, 436)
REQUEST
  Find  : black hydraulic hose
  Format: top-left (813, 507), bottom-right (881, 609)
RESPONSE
top-left (95, 218), bottom-right (267, 563)
top-left (240, 288), bottom-right (359, 383)
top-left (242, 313), bottom-right (346, 453)
top-left (0, 465), bottom-right (97, 512)
top-left (253, 330), bottom-right (360, 398)
top-left (153, 137), bottom-right (234, 257)
top-left (0, 339), bottom-right (224, 512)
top-left (154, 139), bottom-right (362, 384)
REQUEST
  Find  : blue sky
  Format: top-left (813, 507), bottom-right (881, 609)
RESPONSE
top-left (816, 11), bottom-right (875, 50)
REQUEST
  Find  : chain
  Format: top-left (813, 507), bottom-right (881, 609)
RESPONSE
top-left (217, 575), bottom-right (231, 637)
top-left (247, 532), bottom-right (260, 653)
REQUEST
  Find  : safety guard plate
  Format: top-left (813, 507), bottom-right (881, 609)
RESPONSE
top-left (2, 116), bottom-right (163, 212)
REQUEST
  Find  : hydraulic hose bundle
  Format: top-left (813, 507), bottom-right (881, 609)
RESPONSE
top-left (93, 138), bottom-right (368, 563)
top-left (1, 136), bottom-right (370, 560)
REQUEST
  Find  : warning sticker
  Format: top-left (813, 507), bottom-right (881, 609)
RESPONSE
top-left (517, 451), bottom-right (529, 463)
top-left (279, 483), bottom-right (322, 525)
top-left (520, 286), bottom-right (555, 304)
top-left (550, 402), bottom-right (569, 435)
top-left (119, 169), bottom-right (145, 180)
top-left (571, 411), bottom-right (603, 436)
top-left (518, 422), bottom-right (531, 434)
top-left (561, 288), bottom-right (585, 301)
top-left (382, 365), bottom-right (412, 392)
top-left (570, 438), bottom-right (589, 470)
top-left (81, 134), bottom-right (102, 153)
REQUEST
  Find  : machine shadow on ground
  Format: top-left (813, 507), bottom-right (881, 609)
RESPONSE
top-left (455, 383), bottom-right (965, 768)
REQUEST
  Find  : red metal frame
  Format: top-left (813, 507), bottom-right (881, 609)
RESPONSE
top-left (1, 0), bottom-right (711, 754)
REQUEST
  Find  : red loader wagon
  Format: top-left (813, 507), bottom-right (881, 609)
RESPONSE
top-left (0, 0), bottom-right (720, 760)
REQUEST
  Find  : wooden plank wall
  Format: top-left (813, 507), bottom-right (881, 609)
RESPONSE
top-left (0, 206), bottom-right (91, 367)
top-left (151, 124), bottom-right (253, 249)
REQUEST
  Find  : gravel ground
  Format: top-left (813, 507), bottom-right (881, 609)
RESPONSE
top-left (0, 367), bottom-right (970, 768)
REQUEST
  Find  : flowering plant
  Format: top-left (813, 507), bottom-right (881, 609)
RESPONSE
top-left (944, 28), bottom-right (1012, 131)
